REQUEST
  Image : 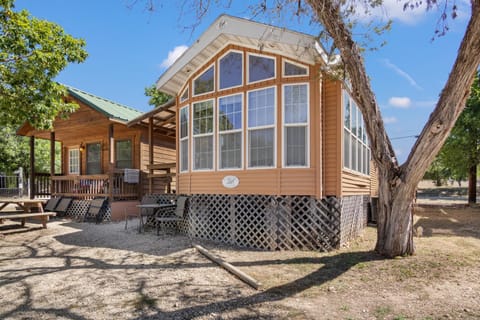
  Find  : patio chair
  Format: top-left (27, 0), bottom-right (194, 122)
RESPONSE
top-left (54, 197), bottom-right (73, 217)
top-left (156, 196), bottom-right (189, 236)
top-left (84, 197), bottom-right (108, 223)
top-left (44, 197), bottom-right (61, 212)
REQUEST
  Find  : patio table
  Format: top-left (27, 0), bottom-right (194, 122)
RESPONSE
top-left (136, 203), bottom-right (176, 233)
top-left (0, 199), bottom-right (45, 213)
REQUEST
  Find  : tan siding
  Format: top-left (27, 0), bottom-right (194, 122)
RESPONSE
top-left (323, 79), bottom-right (342, 196)
top-left (370, 160), bottom-right (379, 197)
top-left (280, 169), bottom-right (316, 195)
top-left (341, 170), bottom-right (371, 195)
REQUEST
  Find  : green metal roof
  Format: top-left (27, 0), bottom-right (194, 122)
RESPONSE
top-left (65, 86), bottom-right (143, 123)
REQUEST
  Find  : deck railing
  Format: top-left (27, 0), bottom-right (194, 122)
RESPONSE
top-left (51, 170), bottom-right (139, 200)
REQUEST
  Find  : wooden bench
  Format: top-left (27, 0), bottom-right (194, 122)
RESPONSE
top-left (0, 212), bottom-right (57, 229)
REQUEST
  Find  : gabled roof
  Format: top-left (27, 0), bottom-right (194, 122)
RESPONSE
top-left (156, 14), bottom-right (334, 96)
top-left (66, 86), bottom-right (142, 123)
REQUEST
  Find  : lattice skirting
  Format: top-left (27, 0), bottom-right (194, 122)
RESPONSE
top-left (169, 194), bottom-right (342, 251)
top-left (339, 195), bottom-right (369, 245)
top-left (64, 199), bottom-right (112, 222)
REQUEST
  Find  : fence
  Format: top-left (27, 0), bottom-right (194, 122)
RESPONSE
top-left (0, 174), bottom-right (25, 197)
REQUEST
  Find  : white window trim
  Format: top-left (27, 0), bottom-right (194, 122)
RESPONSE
top-left (180, 85), bottom-right (189, 103)
top-left (192, 99), bottom-right (215, 172)
top-left (217, 93), bottom-right (244, 171)
top-left (282, 83), bottom-right (310, 168)
top-left (68, 148), bottom-right (80, 175)
top-left (179, 105), bottom-right (189, 173)
top-left (282, 59), bottom-right (309, 78)
top-left (342, 89), bottom-right (371, 176)
top-left (247, 53), bottom-right (276, 85)
top-left (218, 50), bottom-right (244, 92)
top-left (246, 86), bottom-right (277, 169)
top-left (193, 63), bottom-right (215, 97)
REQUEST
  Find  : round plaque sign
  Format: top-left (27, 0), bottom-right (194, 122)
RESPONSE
top-left (222, 175), bottom-right (239, 189)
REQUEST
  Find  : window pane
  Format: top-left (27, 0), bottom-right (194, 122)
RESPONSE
top-left (193, 66), bottom-right (214, 95)
top-left (248, 54), bottom-right (275, 83)
top-left (180, 107), bottom-right (189, 138)
top-left (193, 136), bottom-right (213, 170)
top-left (248, 128), bottom-right (274, 167)
top-left (69, 149), bottom-right (80, 174)
top-left (344, 91), bottom-right (351, 129)
top-left (284, 84), bottom-right (308, 124)
top-left (193, 101), bottom-right (213, 135)
top-left (352, 103), bottom-right (358, 137)
top-left (115, 140), bottom-right (132, 169)
top-left (343, 129), bottom-right (350, 169)
top-left (219, 94), bottom-right (242, 131)
top-left (286, 126), bottom-right (307, 166)
top-left (86, 143), bottom-right (101, 174)
top-left (248, 87), bottom-right (275, 127)
top-left (284, 61), bottom-right (307, 76)
top-left (180, 87), bottom-right (189, 102)
top-left (180, 139), bottom-right (189, 172)
top-left (219, 51), bottom-right (242, 89)
top-left (220, 132), bottom-right (242, 169)
top-left (351, 138), bottom-right (357, 172)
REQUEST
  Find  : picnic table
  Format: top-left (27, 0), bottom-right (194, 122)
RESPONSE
top-left (0, 199), bottom-right (56, 228)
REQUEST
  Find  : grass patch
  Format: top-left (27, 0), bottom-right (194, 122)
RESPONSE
top-left (132, 294), bottom-right (157, 310)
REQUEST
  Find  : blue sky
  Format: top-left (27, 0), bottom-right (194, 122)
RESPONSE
top-left (14, 0), bottom-right (471, 163)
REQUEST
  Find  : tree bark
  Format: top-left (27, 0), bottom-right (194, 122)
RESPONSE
top-left (468, 164), bottom-right (477, 204)
top-left (307, 0), bottom-right (480, 256)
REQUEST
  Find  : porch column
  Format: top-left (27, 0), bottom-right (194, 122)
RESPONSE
top-left (108, 124), bottom-right (114, 203)
top-left (50, 131), bottom-right (55, 197)
top-left (29, 136), bottom-right (35, 199)
top-left (149, 116), bottom-right (153, 194)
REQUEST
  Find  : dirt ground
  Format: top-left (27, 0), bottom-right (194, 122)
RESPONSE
top-left (1, 205), bottom-right (479, 320)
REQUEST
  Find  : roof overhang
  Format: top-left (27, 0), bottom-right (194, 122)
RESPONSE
top-left (156, 14), bottom-right (334, 96)
top-left (126, 99), bottom-right (176, 137)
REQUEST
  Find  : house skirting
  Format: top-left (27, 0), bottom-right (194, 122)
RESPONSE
top-left (63, 199), bottom-right (112, 221)
top-left (156, 194), bottom-right (369, 251)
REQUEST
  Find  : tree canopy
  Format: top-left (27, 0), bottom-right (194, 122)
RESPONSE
top-left (0, 0), bottom-right (88, 129)
top-left (144, 84), bottom-right (172, 107)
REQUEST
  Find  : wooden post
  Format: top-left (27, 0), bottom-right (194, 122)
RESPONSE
top-left (108, 124), bottom-right (114, 203)
top-left (29, 136), bottom-right (35, 199)
top-left (50, 131), bottom-right (55, 197)
top-left (149, 117), bottom-right (154, 194)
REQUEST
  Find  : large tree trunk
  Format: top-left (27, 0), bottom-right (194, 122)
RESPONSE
top-left (308, 0), bottom-right (480, 257)
top-left (468, 164), bottom-right (477, 204)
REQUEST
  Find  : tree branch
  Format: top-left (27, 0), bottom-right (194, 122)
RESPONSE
top-left (306, 0), bottom-right (398, 173)
top-left (402, 0), bottom-right (480, 185)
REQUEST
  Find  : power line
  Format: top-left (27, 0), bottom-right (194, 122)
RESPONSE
top-left (390, 135), bottom-right (419, 140)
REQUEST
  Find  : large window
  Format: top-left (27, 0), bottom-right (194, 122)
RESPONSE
top-left (219, 51), bottom-right (243, 90)
top-left (179, 106), bottom-right (189, 172)
top-left (248, 87), bottom-right (275, 168)
top-left (343, 90), bottom-right (370, 175)
top-left (283, 84), bottom-right (309, 167)
top-left (69, 148), bottom-right (80, 174)
top-left (193, 100), bottom-right (214, 170)
top-left (248, 54), bottom-right (275, 83)
top-left (193, 65), bottom-right (214, 96)
top-left (218, 94), bottom-right (242, 169)
top-left (115, 140), bottom-right (132, 169)
top-left (86, 142), bottom-right (102, 174)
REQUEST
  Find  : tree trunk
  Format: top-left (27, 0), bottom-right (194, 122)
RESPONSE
top-left (468, 164), bottom-right (477, 204)
top-left (375, 166), bottom-right (416, 257)
top-left (308, 0), bottom-right (480, 257)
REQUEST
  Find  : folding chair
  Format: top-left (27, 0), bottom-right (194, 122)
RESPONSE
top-left (44, 197), bottom-right (61, 212)
top-left (54, 197), bottom-right (73, 217)
top-left (84, 198), bottom-right (108, 223)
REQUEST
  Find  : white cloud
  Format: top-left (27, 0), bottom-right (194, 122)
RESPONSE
top-left (383, 59), bottom-right (423, 90)
top-left (383, 116), bottom-right (398, 124)
top-left (389, 96), bottom-right (411, 108)
top-left (160, 45), bottom-right (188, 69)
top-left (353, 0), bottom-right (429, 25)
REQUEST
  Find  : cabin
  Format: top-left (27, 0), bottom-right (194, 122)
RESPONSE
top-left (17, 86), bottom-right (176, 221)
top-left (127, 15), bottom-right (377, 251)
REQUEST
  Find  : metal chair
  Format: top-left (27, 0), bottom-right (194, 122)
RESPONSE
top-left (156, 196), bottom-right (188, 236)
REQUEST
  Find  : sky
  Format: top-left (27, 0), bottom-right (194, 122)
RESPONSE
top-left (14, 0), bottom-right (472, 163)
